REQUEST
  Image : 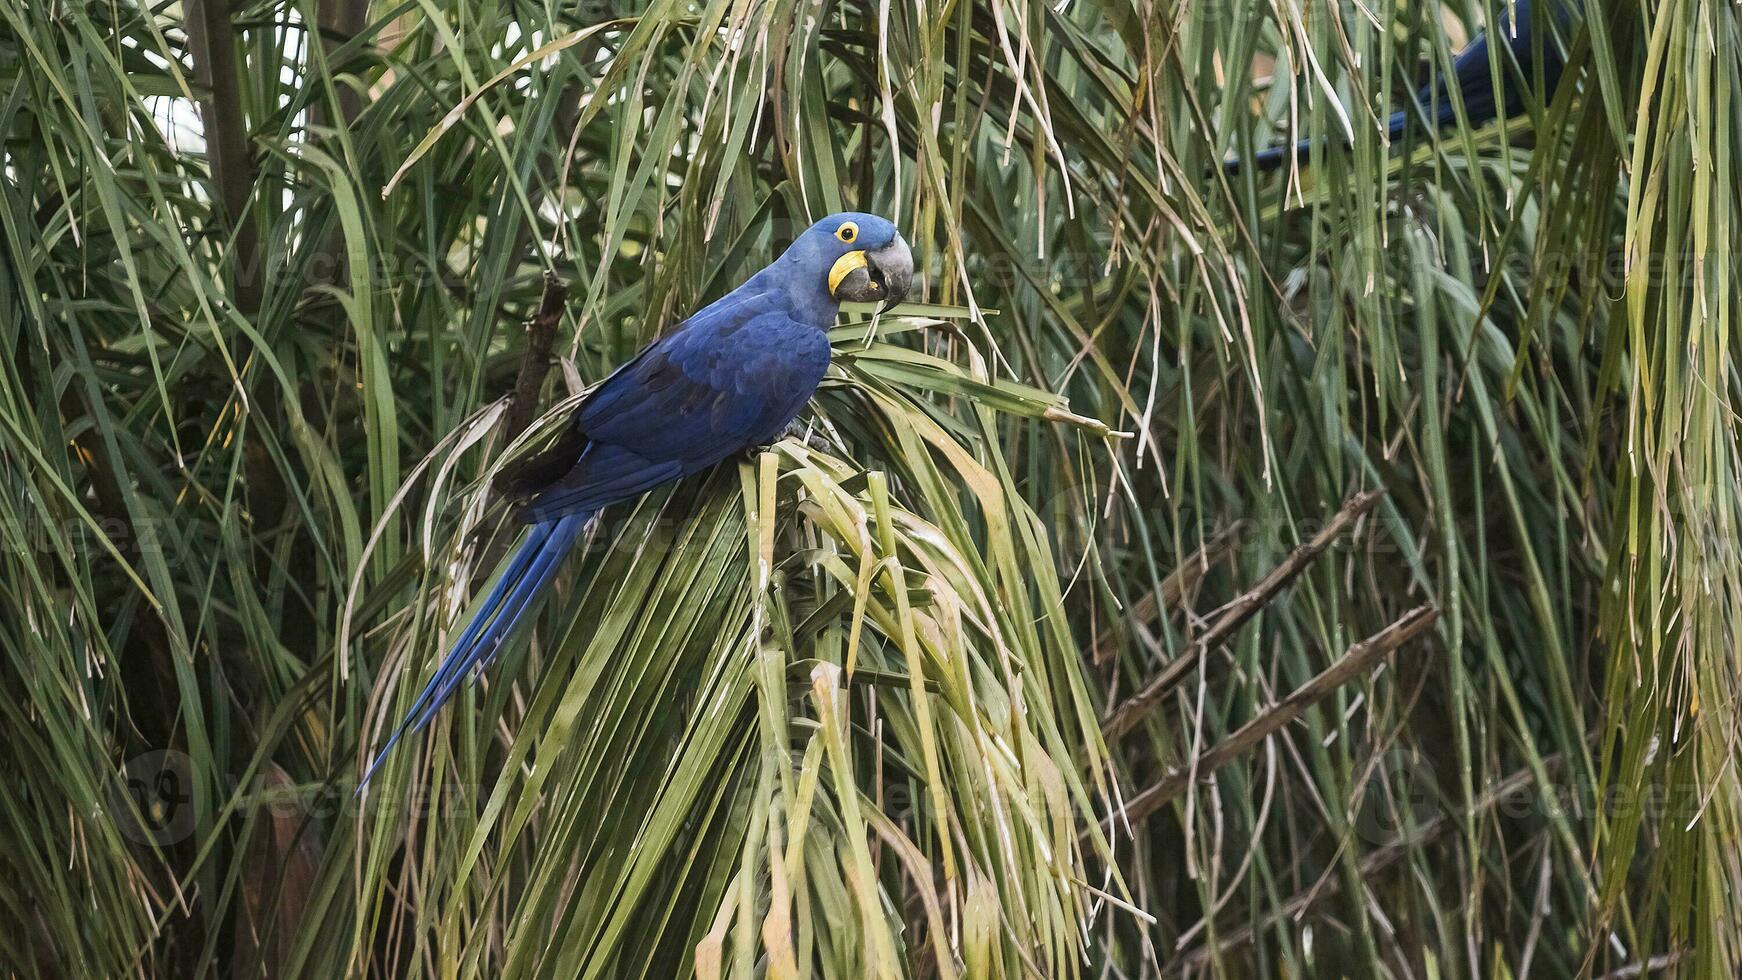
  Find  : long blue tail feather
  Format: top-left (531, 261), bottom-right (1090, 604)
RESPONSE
top-left (1226, 0), bottom-right (1567, 174)
top-left (1233, 109), bottom-right (1415, 173)
top-left (359, 512), bottom-right (590, 790)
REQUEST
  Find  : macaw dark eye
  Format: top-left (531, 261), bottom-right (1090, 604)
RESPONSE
top-left (835, 222), bottom-right (858, 244)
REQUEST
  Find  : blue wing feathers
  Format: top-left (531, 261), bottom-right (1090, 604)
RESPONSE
top-left (364, 279), bottom-right (834, 787)
top-left (518, 446), bottom-right (682, 523)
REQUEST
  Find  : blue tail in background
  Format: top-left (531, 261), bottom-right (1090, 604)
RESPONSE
top-left (1240, 110), bottom-right (1412, 172)
top-left (1226, 0), bottom-right (1567, 174)
top-left (358, 512), bottom-right (590, 789)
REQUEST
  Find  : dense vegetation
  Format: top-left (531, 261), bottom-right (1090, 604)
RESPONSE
top-left (1, 0), bottom-right (1736, 976)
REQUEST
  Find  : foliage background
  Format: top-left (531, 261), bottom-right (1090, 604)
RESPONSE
top-left (1, 0), bottom-right (1736, 976)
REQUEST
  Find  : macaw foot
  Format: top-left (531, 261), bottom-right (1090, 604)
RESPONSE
top-left (741, 419), bottom-right (823, 459)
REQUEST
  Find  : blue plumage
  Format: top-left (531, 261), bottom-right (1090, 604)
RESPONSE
top-left (359, 213), bottom-right (912, 788)
top-left (1233, 0), bottom-right (1569, 172)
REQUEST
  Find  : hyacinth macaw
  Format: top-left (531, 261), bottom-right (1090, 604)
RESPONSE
top-left (1231, 0), bottom-right (1569, 172)
top-left (361, 213), bottom-right (913, 787)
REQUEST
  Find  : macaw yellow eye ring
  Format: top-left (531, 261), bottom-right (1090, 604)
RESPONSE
top-left (835, 221), bottom-right (858, 244)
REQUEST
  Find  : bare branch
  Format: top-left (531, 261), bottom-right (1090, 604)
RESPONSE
top-left (314, 0), bottom-right (370, 130)
top-left (1592, 951), bottom-right (1690, 980)
top-left (1166, 748), bottom-right (1568, 974)
top-left (1101, 488), bottom-right (1386, 740)
top-left (185, 0), bottom-right (262, 314)
top-left (1111, 604), bottom-right (1438, 831)
top-left (504, 273), bottom-right (568, 439)
top-left (1092, 522), bottom-right (1245, 665)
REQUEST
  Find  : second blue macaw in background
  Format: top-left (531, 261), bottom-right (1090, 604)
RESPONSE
top-left (360, 213), bottom-right (913, 788)
top-left (1231, 0), bottom-right (1570, 172)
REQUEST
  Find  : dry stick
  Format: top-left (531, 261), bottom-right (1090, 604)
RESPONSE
top-left (1166, 750), bottom-right (1571, 974)
top-left (1109, 604), bottom-right (1439, 832)
top-left (186, 0), bottom-right (263, 315)
top-left (1593, 950), bottom-right (1689, 980)
top-left (475, 274), bottom-right (570, 570)
top-left (1101, 488), bottom-right (1387, 740)
top-left (313, 0), bottom-right (370, 130)
top-left (504, 273), bottom-right (568, 440)
top-left (1092, 522), bottom-right (1246, 665)
top-left (309, 0), bottom-right (371, 285)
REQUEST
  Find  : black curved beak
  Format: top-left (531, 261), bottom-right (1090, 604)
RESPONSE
top-left (867, 233), bottom-right (913, 311)
top-left (831, 233), bottom-right (913, 310)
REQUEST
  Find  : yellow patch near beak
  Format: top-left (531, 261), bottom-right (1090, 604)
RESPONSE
top-left (828, 250), bottom-right (868, 295)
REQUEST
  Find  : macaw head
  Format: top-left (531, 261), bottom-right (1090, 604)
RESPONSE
top-left (783, 212), bottom-right (914, 310)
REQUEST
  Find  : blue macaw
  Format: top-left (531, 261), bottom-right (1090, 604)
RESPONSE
top-left (1231, 0), bottom-right (1569, 172)
top-left (360, 213), bottom-right (913, 786)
